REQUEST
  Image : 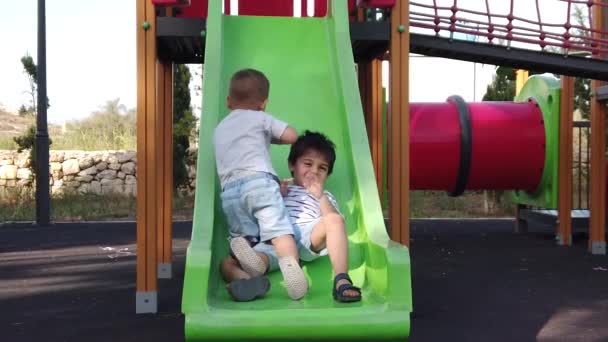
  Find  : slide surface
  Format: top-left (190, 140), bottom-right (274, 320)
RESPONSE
top-left (181, 1), bottom-right (412, 340)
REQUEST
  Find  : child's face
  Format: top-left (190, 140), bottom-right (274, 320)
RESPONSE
top-left (289, 149), bottom-right (330, 187)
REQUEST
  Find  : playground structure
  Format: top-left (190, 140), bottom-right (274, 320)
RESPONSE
top-left (410, 98), bottom-right (546, 194)
top-left (183, 2), bottom-right (412, 339)
top-left (134, 0), bottom-right (608, 340)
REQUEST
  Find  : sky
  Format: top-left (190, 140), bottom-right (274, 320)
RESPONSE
top-left (0, 1), bottom-right (136, 123)
top-left (0, 0), bottom-right (577, 124)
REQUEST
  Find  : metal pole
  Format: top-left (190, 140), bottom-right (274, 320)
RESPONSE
top-left (36, 0), bottom-right (50, 226)
top-left (473, 62), bottom-right (476, 101)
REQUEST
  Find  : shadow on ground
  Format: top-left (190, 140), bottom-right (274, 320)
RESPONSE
top-left (1, 219), bottom-right (607, 341)
top-left (1, 222), bottom-right (190, 342)
top-left (410, 219), bottom-right (608, 342)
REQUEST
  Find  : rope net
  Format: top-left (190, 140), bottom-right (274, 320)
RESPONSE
top-left (410, 0), bottom-right (608, 57)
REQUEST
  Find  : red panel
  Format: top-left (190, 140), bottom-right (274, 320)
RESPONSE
top-left (410, 103), bottom-right (461, 190)
top-left (466, 102), bottom-right (545, 191)
top-left (348, 0), bottom-right (357, 21)
top-left (153, 0), bottom-right (183, 5)
top-left (174, 0), bottom-right (351, 18)
top-left (238, 0), bottom-right (293, 16)
top-left (357, 0), bottom-right (395, 8)
top-left (314, 0), bottom-right (327, 17)
top-left (176, 0), bottom-right (209, 18)
top-left (300, 0), bottom-right (353, 18)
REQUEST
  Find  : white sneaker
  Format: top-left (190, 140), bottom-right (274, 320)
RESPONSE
top-left (278, 255), bottom-right (309, 300)
top-left (230, 236), bottom-right (266, 277)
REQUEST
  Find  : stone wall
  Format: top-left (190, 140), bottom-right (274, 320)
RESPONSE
top-left (0, 149), bottom-right (198, 196)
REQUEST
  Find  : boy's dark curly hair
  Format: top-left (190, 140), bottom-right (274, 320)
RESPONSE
top-left (288, 130), bottom-right (336, 175)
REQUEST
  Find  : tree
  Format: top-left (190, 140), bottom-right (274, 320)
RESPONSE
top-left (18, 105), bottom-right (29, 116)
top-left (13, 55), bottom-right (51, 182)
top-left (571, 5), bottom-right (591, 119)
top-left (574, 77), bottom-right (591, 119)
top-left (173, 64), bottom-right (198, 191)
top-left (20, 54), bottom-right (38, 116)
top-left (482, 66), bottom-right (515, 102)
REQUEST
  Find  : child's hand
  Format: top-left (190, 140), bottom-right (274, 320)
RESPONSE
top-left (303, 174), bottom-right (324, 200)
top-left (280, 178), bottom-right (293, 197)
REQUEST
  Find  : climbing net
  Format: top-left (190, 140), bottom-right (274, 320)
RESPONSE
top-left (409, 0), bottom-right (608, 57)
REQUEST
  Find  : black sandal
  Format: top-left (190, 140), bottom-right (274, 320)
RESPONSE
top-left (332, 273), bottom-right (361, 303)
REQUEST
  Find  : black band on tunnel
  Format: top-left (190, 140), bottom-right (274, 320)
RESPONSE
top-left (447, 95), bottom-right (472, 197)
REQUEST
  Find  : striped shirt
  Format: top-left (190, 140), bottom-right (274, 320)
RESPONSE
top-left (284, 184), bottom-right (340, 227)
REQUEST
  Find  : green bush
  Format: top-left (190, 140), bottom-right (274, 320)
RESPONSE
top-left (13, 125), bottom-right (50, 180)
top-left (0, 136), bottom-right (18, 149)
top-left (51, 99), bottom-right (136, 151)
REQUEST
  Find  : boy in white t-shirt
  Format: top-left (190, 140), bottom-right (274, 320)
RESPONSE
top-left (220, 131), bottom-right (361, 303)
top-left (213, 69), bottom-right (307, 301)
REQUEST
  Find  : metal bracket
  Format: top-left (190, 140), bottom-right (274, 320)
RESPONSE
top-left (556, 234), bottom-right (572, 246)
top-left (596, 85), bottom-right (608, 102)
top-left (514, 218), bottom-right (528, 234)
top-left (591, 241), bottom-right (606, 255)
top-left (136, 291), bottom-right (157, 314)
top-left (158, 263), bottom-right (172, 279)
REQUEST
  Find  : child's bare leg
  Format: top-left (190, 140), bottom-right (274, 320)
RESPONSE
top-left (309, 213), bottom-right (358, 297)
top-left (221, 256), bottom-right (250, 282)
top-left (221, 254), bottom-right (271, 302)
top-left (221, 252), bottom-right (270, 282)
top-left (271, 234), bottom-right (299, 259)
top-left (310, 213), bottom-right (348, 273)
top-left (271, 234), bottom-right (308, 300)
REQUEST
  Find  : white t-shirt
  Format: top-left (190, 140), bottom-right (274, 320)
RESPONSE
top-left (283, 184), bottom-right (341, 227)
top-left (213, 109), bottom-right (288, 187)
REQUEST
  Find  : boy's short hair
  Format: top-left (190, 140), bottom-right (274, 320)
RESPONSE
top-left (229, 68), bottom-right (270, 106)
top-left (288, 131), bottom-right (336, 175)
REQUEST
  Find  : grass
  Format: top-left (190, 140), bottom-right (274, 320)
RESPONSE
top-left (0, 136), bottom-right (18, 149)
top-left (0, 125), bottom-right (136, 151)
top-left (0, 188), bottom-right (195, 223)
top-left (1, 101), bottom-right (138, 151)
top-left (0, 186), bottom-right (514, 225)
top-left (50, 131), bottom-right (137, 151)
top-left (410, 191), bottom-right (515, 218)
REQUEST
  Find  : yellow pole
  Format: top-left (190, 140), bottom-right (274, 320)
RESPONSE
top-left (136, 0), bottom-right (159, 313)
top-left (589, 1), bottom-right (607, 254)
top-left (515, 69), bottom-right (529, 96)
top-left (389, 1), bottom-right (410, 245)
top-left (558, 76), bottom-right (574, 246)
top-left (156, 61), bottom-right (174, 278)
top-left (358, 59), bottom-right (384, 200)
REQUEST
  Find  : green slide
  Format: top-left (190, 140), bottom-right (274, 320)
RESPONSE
top-left (181, 1), bottom-right (412, 340)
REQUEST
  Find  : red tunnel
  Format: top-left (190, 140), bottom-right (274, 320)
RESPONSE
top-left (410, 97), bottom-right (546, 195)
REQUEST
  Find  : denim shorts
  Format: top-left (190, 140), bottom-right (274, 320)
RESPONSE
top-left (220, 172), bottom-right (294, 243)
top-left (253, 217), bottom-right (328, 272)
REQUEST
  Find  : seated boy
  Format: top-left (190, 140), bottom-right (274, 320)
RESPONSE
top-left (213, 68), bottom-right (308, 301)
top-left (221, 131), bottom-right (361, 303)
